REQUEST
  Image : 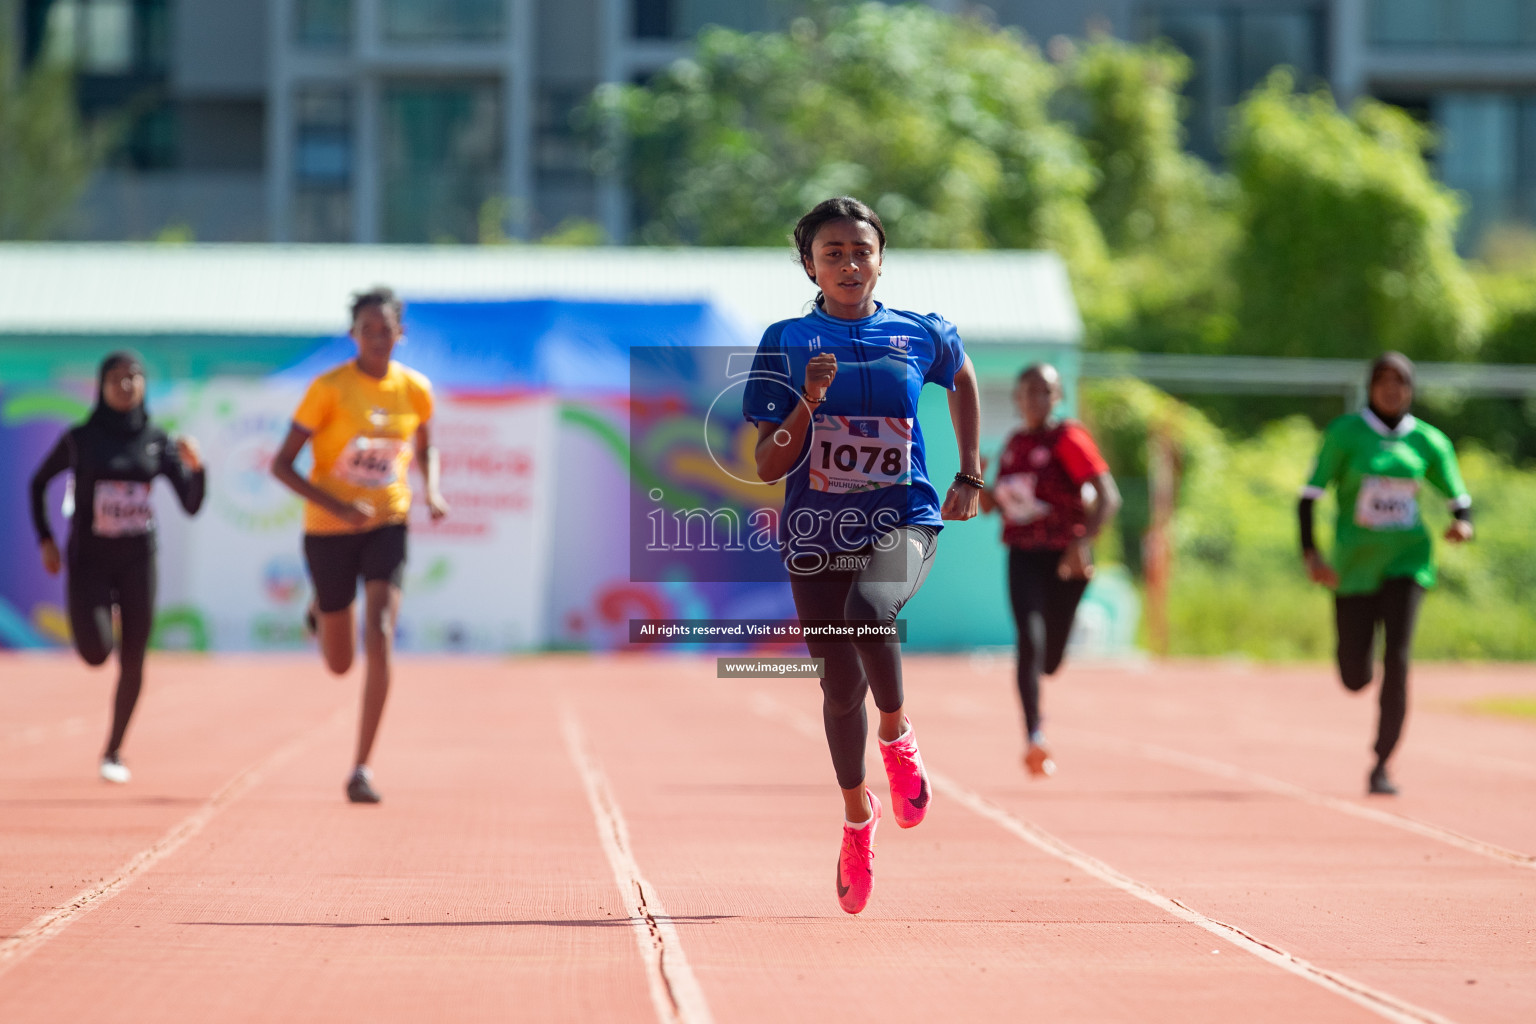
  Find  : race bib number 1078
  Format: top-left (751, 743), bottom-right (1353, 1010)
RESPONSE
top-left (808, 415), bottom-right (913, 494)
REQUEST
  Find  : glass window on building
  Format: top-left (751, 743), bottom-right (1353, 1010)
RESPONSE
top-left (634, 0), bottom-right (671, 39)
top-left (1237, 12), bottom-right (1320, 90)
top-left (1152, 10), bottom-right (1227, 161)
top-left (1370, 0), bottom-right (1536, 47)
top-left (676, 0), bottom-right (778, 37)
top-left (1432, 92), bottom-right (1536, 249)
top-left (632, 0), bottom-right (781, 40)
top-left (1368, 0), bottom-right (1439, 45)
top-left (1451, 0), bottom-right (1523, 45)
top-left (295, 0), bottom-right (352, 50)
top-left (1143, 5), bottom-right (1325, 162)
top-left (293, 86), bottom-right (354, 243)
top-left (382, 0), bottom-right (505, 43)
top-left (39, 0), bottom-right (166, 75)
top-left (30, 0), bottom-right (173, 169)
top-left (381, 80), bottom-right (503, 243)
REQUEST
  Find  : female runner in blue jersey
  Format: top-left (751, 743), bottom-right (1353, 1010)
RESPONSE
top-left (745, 197), bottom-right (982, 914)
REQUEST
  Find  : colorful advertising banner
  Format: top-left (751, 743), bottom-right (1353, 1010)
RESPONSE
top-left (162, 380), bottom-right (556, 652)
top-left (2, 378), bottom-right (556, 654)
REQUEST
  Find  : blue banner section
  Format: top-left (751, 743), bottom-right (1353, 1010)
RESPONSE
top-left (275, 300), bottom-right (751, 390)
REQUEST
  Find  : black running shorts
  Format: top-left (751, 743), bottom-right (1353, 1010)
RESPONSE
top-left (303, 523), bottom-right (408, 613)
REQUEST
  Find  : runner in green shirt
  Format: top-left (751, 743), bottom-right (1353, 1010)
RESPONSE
top-left (1298, 352), bottom-right (1473, 796)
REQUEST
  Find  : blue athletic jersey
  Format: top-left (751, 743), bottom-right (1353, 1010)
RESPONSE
top-left (742, 302), bottom-right (966, 558)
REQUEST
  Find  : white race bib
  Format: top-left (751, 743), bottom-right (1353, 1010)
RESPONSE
top-left (994, 472), bottom-right (1053, 525)
top-left (334, 436), bottom-right (410, 489)
top-left (92, 480), bottom-right (154, 537)
top-left (808, 415), bottom-right (912, 494)
top-left (1355, 476), bottom-right (1419, 530)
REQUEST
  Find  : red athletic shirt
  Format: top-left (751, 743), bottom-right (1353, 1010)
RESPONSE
top-left (993, 420), bottom-right (1108, 551)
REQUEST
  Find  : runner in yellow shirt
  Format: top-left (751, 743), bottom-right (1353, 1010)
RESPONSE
top-left (271, 287), bottom-right (448, 803)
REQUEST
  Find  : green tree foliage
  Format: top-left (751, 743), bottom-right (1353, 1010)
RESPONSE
top-left (1083, 386), bottom-right (1536, 660)
top-left (1064, 36), bottom-right (1218, 254)
top-left (1057, 36), bottom-right (1236, 354)
top-left (1228, 73), bottom-right (1484, 362)
top-left (588, 3), bottom-right (1108, 275)
top-left (595, 6), bottom-right (1523, 445)
top-left (0, 8), bottom-right (110, 239)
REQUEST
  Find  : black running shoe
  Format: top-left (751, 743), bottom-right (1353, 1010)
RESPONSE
top-left (346, 765), bottom-right (381, 804)
top-left (1368, 764), bottom-right (1398, 796)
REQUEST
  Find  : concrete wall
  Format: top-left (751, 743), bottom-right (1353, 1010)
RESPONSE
top-left (172, 0), bottom-right (268, 98)
top-left (66, 172), bottom-right (267, 242)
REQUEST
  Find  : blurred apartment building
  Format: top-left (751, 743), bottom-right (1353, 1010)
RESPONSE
top-left (12, 0), bottom-right (1536, 245)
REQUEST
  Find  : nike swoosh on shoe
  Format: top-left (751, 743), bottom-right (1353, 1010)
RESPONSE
top-left (908, 777), bottom-right (930, 810)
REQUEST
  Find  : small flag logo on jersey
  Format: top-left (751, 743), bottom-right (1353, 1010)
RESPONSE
top-left (847, 419), bottom-right (881, 438)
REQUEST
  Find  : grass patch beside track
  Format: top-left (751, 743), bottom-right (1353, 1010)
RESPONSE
top-left (1464, 696), bottom-right (1536, 721)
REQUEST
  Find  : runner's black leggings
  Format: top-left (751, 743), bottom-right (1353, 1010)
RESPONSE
top-left (67, 539), bottom-right (156, 758)
top-left (789, 526), bottom-right (938, 790)
top-left (1335, 577), bottom-right (1424, 765)
top-left (1008, 548), bottom-right (1089, 739)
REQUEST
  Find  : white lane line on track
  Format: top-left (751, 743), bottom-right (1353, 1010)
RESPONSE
top-left (0, 703), bottom-right (350, 977)
top-left (560, 706), bottom-right (714, 1024)
top-left (1066, 729), bottom-right (1536, 870)
top-left (748, 692), bottom-right (1460, 1024)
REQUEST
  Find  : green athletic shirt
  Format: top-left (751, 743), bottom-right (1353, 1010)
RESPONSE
top-left (1302, 409), bottom-right (1470, 596)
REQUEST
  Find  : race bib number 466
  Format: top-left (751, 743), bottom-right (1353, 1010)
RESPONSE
top-left (335, 436), bottom-right (410, 489)
top-left (93, 480), bottom-right (154, 537)
top-left (1355, 475), bottom-right (1419, 530)
top-left (808, 415), bottom-right (913, 494)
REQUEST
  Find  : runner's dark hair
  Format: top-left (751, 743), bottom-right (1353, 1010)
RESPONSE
top-left (350, 286), bottom-right (404, 324)
top-left (794, 197), bottom-right (886, 308)
top-left (1017, 362), bottom-right (1062, 387)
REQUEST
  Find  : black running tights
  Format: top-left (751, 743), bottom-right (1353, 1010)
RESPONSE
top-left (1008, 548), bottom-right (1089, 739)
top-left (68, 541), bottom-right (156, 758)
top-left (1334, 577), bottom-right (1424, 765)
top-left (789, 526), bottom-right (938, 790)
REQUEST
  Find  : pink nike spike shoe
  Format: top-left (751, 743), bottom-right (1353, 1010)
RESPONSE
top-left (836, 789), bottom-right (881, 915)
top-left (879, 719), bottom-right (932, 828)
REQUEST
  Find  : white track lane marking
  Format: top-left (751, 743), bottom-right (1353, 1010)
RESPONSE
top-left (560, 706), bottom-right (714, 1024)
top-left (1066, 728), bottom-right (1536, 870)
top-left (0, 703), bottom-right (350, 977)
top-left (749, 693), bottom-right (1460, 1024)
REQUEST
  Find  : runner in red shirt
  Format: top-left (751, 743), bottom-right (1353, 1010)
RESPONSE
top-left (980, 364), bottom-right (1120, 777)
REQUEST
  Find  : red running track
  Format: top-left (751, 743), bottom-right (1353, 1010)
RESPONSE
top-left (1, 652), bottom-right (1533, 1023)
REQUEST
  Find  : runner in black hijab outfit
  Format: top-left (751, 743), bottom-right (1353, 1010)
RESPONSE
top-left (29, 352), bottom-right (207, 783)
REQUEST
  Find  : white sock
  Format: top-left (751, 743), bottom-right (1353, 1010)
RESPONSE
top-left (879, 719), bottom-right (912, 746)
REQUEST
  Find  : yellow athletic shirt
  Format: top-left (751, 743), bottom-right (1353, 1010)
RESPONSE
top-left (292, 360), bottom-right (434, 535)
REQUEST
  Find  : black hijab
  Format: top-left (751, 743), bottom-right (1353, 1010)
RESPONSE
top-left (1367, 351), bottom-right (1414, 430)
top-left (87, 350), bottom-right (149, 436)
